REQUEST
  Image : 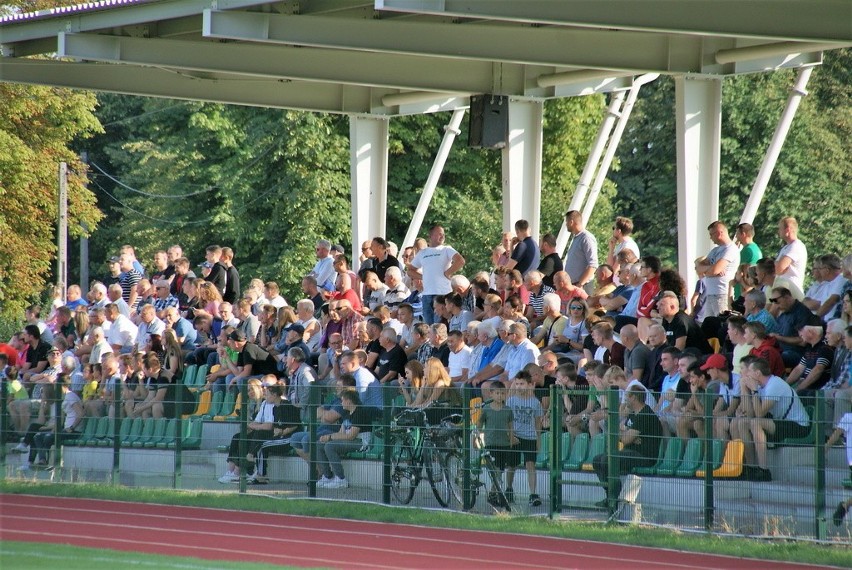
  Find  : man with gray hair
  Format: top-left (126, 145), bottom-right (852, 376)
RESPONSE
top-left (450, 274), bottom-right (477, 313)
top-left (744, 289), bottom-right (777, 334)
top-left (310, 239), bottom-right (336, 291)
top-left (107, 283), bottom-right (131, 317)
top-left (88, 281), bottom-right (109, 312)
top-left (383, 265), bottom-right (410, 313)
top-left (286, 346), bottom-right (316, 422)
top-left (524, 270), bottom-right (555, 328)
top-left (786, 324), bottom-right (834, 395)
top-left (500, 322), bottom-right (540, 383)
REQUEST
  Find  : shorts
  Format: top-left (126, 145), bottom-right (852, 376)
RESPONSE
top-left (487, 445), bottom-right (516, 470)
top-left (768, 419), bottom-right (810, 443)
top-left (513, 437), bottom-right (537, 465)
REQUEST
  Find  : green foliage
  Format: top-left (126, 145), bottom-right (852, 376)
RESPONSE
top-left (613, 58), bottom-right (851, 267)
top-left (0, 82), bottom-right (103, 318)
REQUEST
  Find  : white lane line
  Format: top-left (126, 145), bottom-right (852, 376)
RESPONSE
top-left (3, 515), bottom-right (561, 569)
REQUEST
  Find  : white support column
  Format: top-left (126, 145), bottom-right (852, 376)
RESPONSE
top-left (675, 76), bottom-right (722, 295)
top-left (402, 108), bottom-right (466, 251)
top-left (740, 66), bottom-right (813, 225)
top-left (501, 100), bottom-right (544, 238)
top-left (349, 115), bottom-right (389, 273)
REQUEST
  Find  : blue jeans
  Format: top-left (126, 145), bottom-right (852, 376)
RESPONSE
top-left (421, 294), bottom-right (437, 325)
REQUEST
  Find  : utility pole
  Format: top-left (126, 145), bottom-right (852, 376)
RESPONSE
top-left (58, 162), bottom-right (68, 303)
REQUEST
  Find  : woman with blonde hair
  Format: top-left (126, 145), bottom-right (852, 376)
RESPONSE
top-left (401, 360), bottom-right (425, 406)
top-left (195, 280), bottom-right (223, 319)
top-left (412, 358), bottom-right (462, 419)
top-left (73, 308), bottom-right (91, 349)
top-left (161, 328), bottom-right (185, 381)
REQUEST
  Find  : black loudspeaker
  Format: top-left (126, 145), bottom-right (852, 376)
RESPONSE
top-left (468, 94), bottom-right (509, 149)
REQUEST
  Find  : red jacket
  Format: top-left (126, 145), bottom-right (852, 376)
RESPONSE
top-left (636, 276), bottom-right (660, 319)
top-left (750, 337), bottom-right (786, 377)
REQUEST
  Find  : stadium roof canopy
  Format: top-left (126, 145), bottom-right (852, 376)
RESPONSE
top-left (2, 0), bottom-right (850, 279)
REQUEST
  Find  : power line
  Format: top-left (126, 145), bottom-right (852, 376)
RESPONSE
top-left (90, 161), bottom-right (216, 198)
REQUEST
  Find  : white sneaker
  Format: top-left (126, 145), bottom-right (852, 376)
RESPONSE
top-left (218, 472), bottom-right (238, 484)
top-left (13, 442), bottom-right (29, 453)
top-left (316, 475), bottom-right (332, 488)
top-left (245, 471), bottom-right (257, 484)
top-left (325, 476), bottom-right (349, 489)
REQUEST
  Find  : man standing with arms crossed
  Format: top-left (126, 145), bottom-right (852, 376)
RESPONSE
top-left (407, 225), bottom-right (465, 325)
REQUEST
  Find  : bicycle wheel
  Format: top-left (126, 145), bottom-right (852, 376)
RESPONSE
top-left (390, 435), bottom-right (418, 504)
top-left (484, 455), bottom-right (511, 512)
top-left (443, 450), bottom-right (464, 507)
top-left (425, 442), bottom-right (452, 507)
top-left (462, 455), bottom-right (482, 511)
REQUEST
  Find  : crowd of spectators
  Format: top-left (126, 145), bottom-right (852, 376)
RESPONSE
top-left (2, 214), bottom-right (850, 506)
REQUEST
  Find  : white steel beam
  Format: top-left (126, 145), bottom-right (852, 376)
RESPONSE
top-left (377, 0), bottom-right (852, 43)
top-left (57, 32), bottom-right (497, 93)
top-left (0, 58), bottom-right (376, 113)
top-left (350, 116), bottom-right (390, 272)
top-left (203, 10), bottom-right (703, 73)
top-left (402, 109), bottom-right (466, 251)
top-left (556, 90), bottom-right (625, 256)
top-left (675, 76), bottom-right (722, 296)
top-left (502, 100), bottom-right (544, 239)
top-left (740, 67), bottom-right (813, 225)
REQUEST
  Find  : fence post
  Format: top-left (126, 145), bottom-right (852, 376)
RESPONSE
top-left (53, 385), bottom-right (63, 471)
top-left (605, 388), bottom-right (619, 512)
top-left (173, 378), bottom-right (183, 489)
top-left (0, 374), bottom-right (7, 476)
top-left (702, 390), bottom-right (715, 531)
top-left (814, 392), bottom-right (826, 540)
top-left (308, 383), bottom-right (319, 498)
top-left (549, 384), bottom-right (563, 519)
top-left (111, 378), bottom-right (123, 485)
top-left (238, 380), bottom-right (248, 494)
top-left (382, 383), bottom-right (392, 505)
top-left (462, 384), bottom-right (472, 510)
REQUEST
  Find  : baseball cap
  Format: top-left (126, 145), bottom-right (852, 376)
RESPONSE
top-left (700, 353), bottom-right (727, 371)
top-left (199, 261), bottom-right (213, 269)
top-left (107, 256), bottom-right (120, 264)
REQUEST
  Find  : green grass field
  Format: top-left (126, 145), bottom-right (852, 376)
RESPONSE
top-left (1, 481), bottom-right (850, 568)
top-left (0, 541), bottom-right (309, 570)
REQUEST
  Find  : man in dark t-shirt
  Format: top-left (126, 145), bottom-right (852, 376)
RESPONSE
top-left (222, 330), bottom-right (278, 393)
top-left (658, 291), bottom-right (711, 354)
top-left (592, 386), bottom-right (663, 502)
top-left (506, 219), bottom-right (540, 277)
top-left (537, 233), bottom-right (563, 289)
top-left (375, 328), bottom-right (407, 383)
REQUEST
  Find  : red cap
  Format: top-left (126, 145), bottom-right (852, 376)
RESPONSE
top-left (700, 353), bottom-right (727, 371)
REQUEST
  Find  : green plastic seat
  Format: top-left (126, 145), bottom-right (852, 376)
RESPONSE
top-left (559, 432), bottom-right (572, 465)
top-left (168, 417), bottom-right (203, 450)
top-left (203, 391), bottom-right (224, 419)
top-left (120, 417), bottom-right (144, 446)
top-left (216, 391), bottom-right (237, 419)
top-left (131, 418), bottom-right (156, 448)
top-left (782, 406), bottom-right (816, 445)
top-left (101, 417), bottom-right (133, 448)
top-left (564, 433), bottom-right (589, 470)
top-left (633, 438), bottom-right (668, 475)
top-left (654, 437), bottom-right (684, 476)
top-left (536, 431), bottom-right (551, 468)
top-left (675, 438), bottom-right (704, 477)
top-left (155, 419), bottom-right (178, 449)
top-left (193, 364), bottom-right (209, 388)
top-left (85, 417), bottom-right (111, 446)
top-left (146, 417), bottom-right (169, 447)
top-left (180, 364), bottom-right (198, 387)
top-left (581, 433), bottom-right (606, 471)
top-left (68, 417), bottom-right (97, 446)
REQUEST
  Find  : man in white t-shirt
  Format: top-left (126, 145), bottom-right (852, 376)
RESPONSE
top-left (775, 216), bottom-right (808, 292)
top-left (704, 221), bottom-right (739, 316)
top-left (731, 357), bottom-right (810, 481)
top-left (446, 330), bottom-right (472, 383)
top-left (407, 225), bottom-right (465, 325)
top-left (607, 216), bottom-right (640, 277)
top-left (804, 254), bottom-right (846, 322)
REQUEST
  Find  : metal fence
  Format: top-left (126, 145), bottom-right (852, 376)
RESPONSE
top-left (2, 378), bottom-right (849, 543)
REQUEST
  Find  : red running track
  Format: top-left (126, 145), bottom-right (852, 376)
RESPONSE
top-left (0, 494), bottom-right (827, 570)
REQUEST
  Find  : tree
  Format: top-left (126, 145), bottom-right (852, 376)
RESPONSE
top-left (0, 82), bottom-right (102, 318)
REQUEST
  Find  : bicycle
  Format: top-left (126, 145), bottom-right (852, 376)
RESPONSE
top-left (459, 400), bottom-right (511, 512)
top-left (389, 405), bottom-right (464, 508)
